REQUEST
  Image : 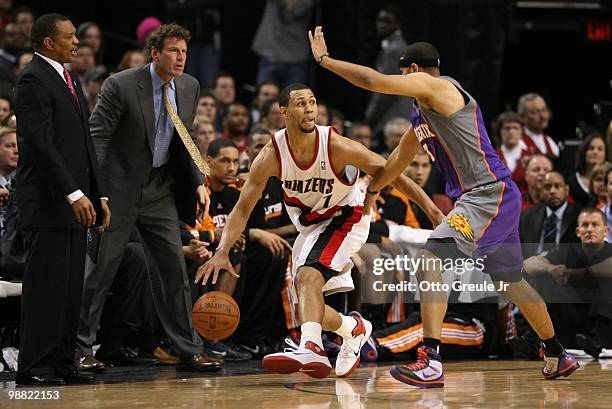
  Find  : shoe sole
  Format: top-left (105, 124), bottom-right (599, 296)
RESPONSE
top-left (389, 367), bottom-right (444, 388)
top-left (262, 355), bottom-right (331, 378)
top-left (543, 360), bottom-right (580, 380)
top-left (336, 319), bottom-right (373, 378)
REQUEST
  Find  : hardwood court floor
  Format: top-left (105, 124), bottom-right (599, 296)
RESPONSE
top-left (1, 358), bottom-right (610, 408)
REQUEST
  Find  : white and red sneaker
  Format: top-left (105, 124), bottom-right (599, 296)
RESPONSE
top-left (262, 338), bottom-right (331, 378)
top-left (335, 316), bottom-right (372, 377)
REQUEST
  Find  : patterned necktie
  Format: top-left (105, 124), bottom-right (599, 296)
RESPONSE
top-left (162, 82), bottom-right (210, 175)
top-left (63, 68), bottom-right (79, 105)
top-left (543, 212), bottom-right (558, 247)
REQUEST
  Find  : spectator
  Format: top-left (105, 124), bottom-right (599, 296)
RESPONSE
top-left (221, 102), bottom-right (250, 168)
top-left (589, 161), bottom-right (612, 209)
top-left (69, 43), bottom-right (95, 88)
top-left (347, 122), bottom-right (373, 149)
top-left (382, 117), bottom-right (410, 157)
top-left (522, 154), bottom-right (553, 211)
top-left (316, 100), bottom-right (330, 125)
top-left (196, 90), bottom-right (217, 121)
top-left (0, 0), bottom-right (11, 30)
top-left (365, 6), bottom-right (413, 142)
top-left (250, 80), bottom-right (279, 124)
top-left (0, 126), bottom-right (16, 189)
top-left (330, 107), bottom-right (346, 135)
top-left (211, 72), bottom-right (236, 130)
top-left (193, 115), bottom-right (217, 158)
top-left (519, 171), bottom-right (580, 258)
top-left (495, 111), bottom-right (529, 192)
top-left (567, 132), bottom-right (607, 208)
top-left (117, 49), bottom-right (146, 71)
top-left (0, 94), bottom-right (12, 125)
top-left (136, 16), bottom-right (162, 47)
top-left (257, 98), bottom-right (284, 132)
top-left (83, 67), bottom-right (106, 113)
top-left (524, 207), bottom-right (612, 357)
top-left (12, 6), bottom-right (33, 49)
top-left (518, 92), bottom-right (559, 157)
top-left (77, 21), bottom-right (104, 66)
top-left (252, 0), bottom-right (315, 88)
top-left (14, 50), bottom-right (32, 76)
top-left (2, 22), bottom-right (26, 57)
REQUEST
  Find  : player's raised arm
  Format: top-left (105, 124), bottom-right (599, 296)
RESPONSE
top-left (308, 26), bottom-right (438, 99)
top-left (195, 143), bottom-right (278, 285)
top-left (330, 130), bottom-right (444, 226)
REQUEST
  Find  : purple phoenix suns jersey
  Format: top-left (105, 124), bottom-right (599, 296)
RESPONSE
top-left (410, 76), bottom-right (510, 199)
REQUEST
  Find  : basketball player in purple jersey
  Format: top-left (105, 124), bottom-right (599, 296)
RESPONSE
top-left (195, 83), bottom-right (444, 379)
top-left (309, 26), bottom-right (578, 387)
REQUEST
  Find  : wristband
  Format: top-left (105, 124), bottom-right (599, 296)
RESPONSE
top-left (317, 53), bottom-right (329, 65)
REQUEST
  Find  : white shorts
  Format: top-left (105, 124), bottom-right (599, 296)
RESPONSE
top-left (291, 206), bottom-right (370, 297)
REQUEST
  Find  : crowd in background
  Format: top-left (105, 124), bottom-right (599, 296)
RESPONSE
top-left (0, 1), bottom-right (612, 373)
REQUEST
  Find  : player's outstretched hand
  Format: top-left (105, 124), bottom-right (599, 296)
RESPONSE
top-left (195, 251), bottom-right (240, 286)
top-left (308, 26), bottom-right (328, 63)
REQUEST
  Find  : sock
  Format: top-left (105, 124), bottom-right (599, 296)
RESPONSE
top-left (423, 337), bottom-right (440, 351)
top-left (542, 335), bottom-right (563, 355)
top-left (300, 322), bottom-right (323, 349)
top-left (334, 315), bottom-right (358, 339)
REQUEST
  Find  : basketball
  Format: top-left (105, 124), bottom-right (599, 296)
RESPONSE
top-left (192, 291), bottom-right (240, 340)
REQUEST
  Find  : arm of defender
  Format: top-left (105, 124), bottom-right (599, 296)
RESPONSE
top-left (194, 144), bottom-right (277, 285)
top-left (309, 26), bottom-right (439, 99)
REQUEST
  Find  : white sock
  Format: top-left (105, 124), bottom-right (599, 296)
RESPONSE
top-left (300, 322), bottom-right (323, 349)
top-left (334, 315), bottom-right (358, 339)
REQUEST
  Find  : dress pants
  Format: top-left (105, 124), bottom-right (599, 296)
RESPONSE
top-left (18, 228), bottom-right (86, 377)
top-left (78, 167), bottom-right (202, 357)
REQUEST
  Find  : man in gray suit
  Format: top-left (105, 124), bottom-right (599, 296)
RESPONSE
top-left (77, 24), bottom-right (220, 372)
top-left (365, 6), bottom-right (413, 145)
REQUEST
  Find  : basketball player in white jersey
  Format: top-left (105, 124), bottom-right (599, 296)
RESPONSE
top-left (195, 83), bottom-right (444, 378)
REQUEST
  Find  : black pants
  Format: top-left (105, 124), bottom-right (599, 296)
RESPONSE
top-left (18, 228), bottom-right (86, 377)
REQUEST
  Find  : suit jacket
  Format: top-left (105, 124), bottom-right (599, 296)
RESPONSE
top-left (519, 202), bottom-right (581, 258)
top-left (364, 31), bottom-right (414, 136)
top-left (90, 64), bottom-right (203, 229)
top-left (14, 54), bottom-right (105, 229)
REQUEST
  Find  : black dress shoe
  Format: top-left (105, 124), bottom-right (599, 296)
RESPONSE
top-left (96, 347), bottom-right (158, 366)
top-left (16, 373), bottom-right (66, 386)
top-left (78, 355), bottom-right (107, 373)
top-left (177, 353), bottom-right (222, 372)
top-left (576, 333), bottom-right (603, 359)
top-left (61, 371), bottom-right (96, 384)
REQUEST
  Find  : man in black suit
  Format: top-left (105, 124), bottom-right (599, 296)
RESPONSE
top-left (78, 24), bottom-right (219, 371)
top-left (14, 14), bottom-right (110, 386)
top-left (520, 171), bottom-right (581, 258)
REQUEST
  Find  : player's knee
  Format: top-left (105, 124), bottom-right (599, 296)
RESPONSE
top-left (414, 249), bottom-right (443, 282)
top-left (296, 266), bottom-right (325, 289)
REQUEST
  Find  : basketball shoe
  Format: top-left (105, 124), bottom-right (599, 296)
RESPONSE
top-left (335, 315), bottom-right (373, 377)
top-left (389, 346), bottom-right (444, 388)
top-left (348, 311), bottom-right (378, 362)
top-left (262, 337), bottom-right (331, 378)
top-left (540, 345), bottom-right (579, 379)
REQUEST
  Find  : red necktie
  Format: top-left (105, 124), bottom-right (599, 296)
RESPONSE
top-left (63, 68), bottom-right (79, 105)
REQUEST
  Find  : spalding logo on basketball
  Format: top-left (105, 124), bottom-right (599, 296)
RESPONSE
top-left (192, 291), bottom-right (240, 340)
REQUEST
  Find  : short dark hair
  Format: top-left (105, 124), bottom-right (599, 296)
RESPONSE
top-left (31, 13), bottom-right (70, 51)
top-left (207, 138), bottom-right (238, 157)
top-left (199, 89), bottom-right (217, 102)
top-left (279, 83), bottom-right (311, 107)
top-left (248, 127), bottom-right (272, 145)
top-left (380, 6), bottom-right (403, 23)
top-left (223, 102), bottom-right (248, 119)
top-left (210, 72), bottom-right (234, 90)
top-left (260, 98), bottom-right (279, 118)
top-left (578, 207), bottom-right (607, 226)
top-left (575, 132), bottom-right (607, 174)
top-left (12, 6), bottom-right (34, 21)
top-left (146, 23), bottom-right (190, 58)
top-left (400, 42), bottom-right (440, 69)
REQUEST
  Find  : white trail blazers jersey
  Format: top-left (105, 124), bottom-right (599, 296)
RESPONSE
top-left (271, 125), bottom-right (364, 232)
